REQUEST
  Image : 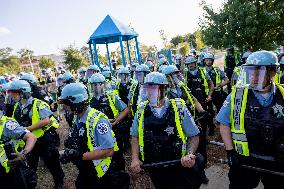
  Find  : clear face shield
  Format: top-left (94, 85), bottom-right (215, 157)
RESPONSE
top-left (142, 84), bottom-right (166, 107)
top-left (118, 73), bottom-right (130, 84)
top-left (134, 71), bottom-right (145, 83)
top-left (238, 65), bottom-right (277, 91)
top-left (187, 62), bottom-right (196, 71)
top-left (57, 79), bottom-right (64, 87)
top-left (205, 59), bottom-right (214, 67)
top-left (79, 71), bottom-right (86, 77)
top-left (90, 82), bottom-right (106, 97)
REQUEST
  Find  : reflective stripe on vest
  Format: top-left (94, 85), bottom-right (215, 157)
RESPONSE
top-left (13, 98), bottom-right (59, 138)
top-left (230, 86), bottom-right (249, 156)
top-left (0, 116), bottom-right (26, 173)
top-left (180, 83), bottom-right (196, 118)
top-left (129, 81), bottom-right (138, 116)
top-left (234, 66), bottom-right (241, 77)
top-left (230, 84), bottom-right (284, 156)
top-left (213, 67), bottom-right (221, 91)
top-left (85, 108), bottom-right (118, 178)
top-left (199, 68), bottom-right (209, 95)
top-left (137, 99), bottom-right (187, 161)
top-left (106, 94), bottom-right (119, 118)
top-left (274, 71), bottom-right (282, 84)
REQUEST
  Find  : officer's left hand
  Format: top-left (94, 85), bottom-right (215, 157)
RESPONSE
top-left (8, 152), bottom-right (26, 170)
top-left (181, 154), bottom-right (196, 168)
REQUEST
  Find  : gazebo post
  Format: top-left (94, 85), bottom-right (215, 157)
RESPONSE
top-left (88, 43), bottom-right (95, 65)
top-left (126, 40), bottom-right (132, 65)
top-left (119, 36), bottom-right (126, 67)
top-left (134, 37), bottom-right (141, 64)
top-left (92, 40), bottom-right (101, 69)
top-left (106, 43), bottom-right (113, 74)
top-left (168, 49), bottom-right (172, 65)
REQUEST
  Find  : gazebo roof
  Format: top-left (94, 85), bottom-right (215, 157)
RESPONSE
top-left (87, 15), bottom-right (138, 44)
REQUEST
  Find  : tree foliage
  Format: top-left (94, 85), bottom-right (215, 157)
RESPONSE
top-left (0, 47), bottom-right (20, 74)
top-left (62, 45), bottom-right (84, 72)
top-left (180, 43), bottom-right (190, 56)
top-left (39, 56), bottom-right (55, 69)
top-left (199, 0), bottom-right (284, 51)
top-left (170, 30), bottom-right (205, 51)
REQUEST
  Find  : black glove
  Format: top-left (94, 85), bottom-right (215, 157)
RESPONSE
top-left (226, 150), bottom-right (240, 169)
top-left (60, 148), bottom-right (81, 164)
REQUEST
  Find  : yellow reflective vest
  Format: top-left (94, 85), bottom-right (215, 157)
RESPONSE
top-left (0, 116), bottom-right (25, 173)
top-left (137, 99), bottom-right (187, 161)
top-left (230, 84), bottom-right (284, 156)
top-left (85, 108), bottom-right (118, 178)
top-left (13, 98), bottom-right (59, 138)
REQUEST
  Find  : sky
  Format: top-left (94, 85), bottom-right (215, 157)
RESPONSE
top-left (0, 0), bottom-right (224, 55)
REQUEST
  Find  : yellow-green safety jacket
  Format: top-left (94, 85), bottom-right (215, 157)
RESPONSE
top-left (85, 108), bottom-right (119, 178)
top-left (137, 98), bottom-right (187, 161)
top-left (12, 98), bottom-right (59, 138)
top-left (0, 116), bottom-right (25, 173)
top-left (230, 84), bottom-right (284, 156)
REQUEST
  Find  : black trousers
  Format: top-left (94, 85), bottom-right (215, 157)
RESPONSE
top-left (0, 165), bottom-right (37, 189)
top-left (27, 130), bottom-right (64, 185)
top-left (75, 161), bottom-right (129, 189)
top-left (228, 165), bottom-right (283, 189)
top-left (149, 166), bottom-right (202, 189)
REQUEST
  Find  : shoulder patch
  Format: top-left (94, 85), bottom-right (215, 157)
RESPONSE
top-left (223, 100), bottom-right (229, 107)
top-left (5, 120), bottom-right (19, 130)
top-left (97, 122), bottom-right (109, 135)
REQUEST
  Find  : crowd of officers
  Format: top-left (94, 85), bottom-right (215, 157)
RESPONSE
top-left (0, 49), bottom-right (284, 189)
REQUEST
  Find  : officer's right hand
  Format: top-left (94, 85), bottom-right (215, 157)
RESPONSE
top-left (181, 154), bottom-right (196, 168)
top-left (130, 159), bottom-right (143, 174)
top-left (226, 149), bottom-right (240, 169)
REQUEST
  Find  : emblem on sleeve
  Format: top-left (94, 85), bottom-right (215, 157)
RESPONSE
top-left (97, 122), bottom-right (109, 135)
top-left (272, 103), bottom-right (284, 118)
top-left (5, 120), bottom-right (18, 130)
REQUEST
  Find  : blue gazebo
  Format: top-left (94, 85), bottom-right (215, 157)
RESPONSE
top-left (87, 15), bottom-right (142, 72)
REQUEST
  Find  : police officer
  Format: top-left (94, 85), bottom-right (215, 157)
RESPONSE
top-left (130, 63), bottom-right (139, 78)
top-left (204, 53), bottom-right (229, 111)
top-left (89, 73), bottom-right (130, 152)
top-left (231, 51), bottom-right (252, 86)
top-left (130, 72), bottom-right (202, 189)
top-left (78, 67), bottom-right (87, 85)
top-left (184, 56), bottom-right (215, 136)
top-left (60, 72), bottom-right (75, 126)
top-left (163, 64), bottom-right (211, 184)
top-left (157, 57), bottom-right (168, 72)
top-left (85, 65), bottom-right (101, 82)
top-left (145, 60), bottom-right (154, 72)
top-left (59, 83), bottom-right (129, 189)
top-left (217, 50), bottom-right (284, 189)
top-left (114, 67), bottom-right (132, 104)
top-left (175, 54), bottom-right (182, 70)
top-left (102, 70), bottom-right (116, 90)
top-left (127, 64), bottom-right (150, 117)
top-left (0, 106), bottom-right (37, 189)
top-left (8, 80), bottom-right (64, 189)
top-left (224, 47), bottom-right (239, 84)
top-left (20, 73), bottom-right (53, 105)
top-left (274, 53), bottom-right (284, 84)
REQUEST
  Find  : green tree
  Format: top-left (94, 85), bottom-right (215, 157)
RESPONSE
top-left (200, 0), bottom-right (284, 51)
top-left (62, 45), bottom-right (84, 72)
top-left (0, 47), bottom-right (13, 61)
top-left (17, 48), bottom-right (34, 62)
top-left (193, 30), bottom-right (205, 50)
top-left (80, 46), bottom-right (91, 66)
top-left (39, 56), bottom-right (55, 69)
top-left (170, 35), bottom-right (184, 47)
top-left (180, 43), bottom-right (190, 56)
